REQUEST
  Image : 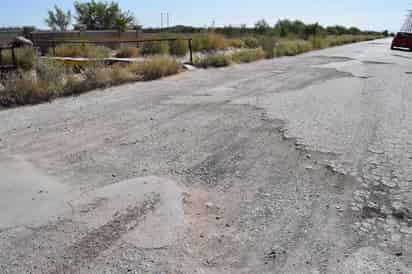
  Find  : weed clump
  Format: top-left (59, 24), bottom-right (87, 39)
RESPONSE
top-left (128, 56), bottom-right (180, 80)
top-left (140, 41), bottom-right (170, 55)
top-left (194, 54), bottom-right (232, 68)
top-left (169, 39), bottom-right (189, 56)
top-left (2, 48), bottom-right (38, 70)
top-left (231, 48), bottom-right (266, 63)
top-left (115, 47), bottom-right (140, 58)
top-left (50, 45), bottom-right (112, 58)
top-left (243, 37), bottom-right (259, 48)
top-left (192, 33), bottom-right (229, 51)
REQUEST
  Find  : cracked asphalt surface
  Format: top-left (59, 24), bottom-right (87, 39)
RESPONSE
top-left (1, 38), bottom-right (412, 273)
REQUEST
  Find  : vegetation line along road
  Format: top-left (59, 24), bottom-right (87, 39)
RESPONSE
top-left (0, 1), bottom-right (387, 107)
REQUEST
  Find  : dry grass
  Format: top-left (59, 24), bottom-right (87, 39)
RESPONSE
top-left (128, 56), bottom-right (180, 80)
top-left (115, 47), bottom-right (140, 58)
top-left (50, 44), bottom-right (112, 58)
top-left (194, 54), bottom-right (232, 68)
top-left (0, 60), bottom-right (67, 106)
top-left (141, 41), bottom-right (170, 55)
top-left (243, 37), bottom-right (259, 48)
top-left (231, 48), bottom-right (266, 63)
top-left (1, 48), bottom-right (38, 70)
top-left (169, 39), bottom-right (189, 56)
top-left (228, 39), bottom-right (245, 48)
top-left (274, 39), bottom-right (313, 56)
top-left (0, 56), bottom-right (180, 106)
top-left (192, 33), bottom-right (229, 52)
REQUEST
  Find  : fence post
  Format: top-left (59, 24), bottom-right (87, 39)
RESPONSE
top-left (11, 47), bottom-right (16, 68)
top-left (0, 48), bottom-right (2, 67)
top-left (52, 41), bottom-right (56, 56)
top-left (188, 39), bottom-right (193, 64)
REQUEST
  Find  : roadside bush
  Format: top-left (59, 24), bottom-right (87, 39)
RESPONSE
top-left (296, 40), bottom-right (313, 53)
top-left (128, 56), bottom-right (180, 80)
top-left (194, 54), bottom-right (232, 68)
top-left (192, 33), bottom-right (228, 51)
top-left (50, 44), bottom-right (111, 58)
top-left (243, 37), bottom-right (259, 48)
top-left (109, 66), bottom-right (136, 84)
top-left (274, 40), bottom-right (313, 57)
top-left (64, 74), bottom-right (88, 95)
top-left (1, 48), bottom-right (38, 70)
top-left (0, 60), bottom-right (66, 106)
top-left (115, 47), bottom-right (140, 58)
top-left (169, 39), bottom-right (189, 56)
top-left (310, 36), bottom-right (328, 49)
top-left (259, 36), bottom-right (278, 58)
top-left (140, 41), bottom-right (170, 55)
top-left (231, 48), bottom-right (266, 63)
top-left (228, 38), bottom-right (244, 48)
top-left (323, 34), bottom-right (381, 47)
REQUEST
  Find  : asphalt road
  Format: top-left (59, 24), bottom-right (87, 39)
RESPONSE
top-left (1, 38), bottom-right (412, 273)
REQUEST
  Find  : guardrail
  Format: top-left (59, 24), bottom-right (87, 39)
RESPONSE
top-left (34, 37), bottom-right (194, 64)
top-left (0, 45), bottom-right (17, 71)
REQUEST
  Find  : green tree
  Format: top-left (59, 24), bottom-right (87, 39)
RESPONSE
top-left (254, 19), bottom-right (270, 35)
top-left (274, 20), bottom-right (293, 37)
top-left (348, 27), bottom-right (361, 35)
top-left (74, 1), bottom-right (136, 30)
top-left (45, 5), bottom-right (72, 31)
top-left (304, 23), bottom-right (325, 38)
top-left (327, 25), bottom-right (348, 35)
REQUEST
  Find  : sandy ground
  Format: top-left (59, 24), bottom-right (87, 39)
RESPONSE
top-left (1, 38), bottom-right (412, 273)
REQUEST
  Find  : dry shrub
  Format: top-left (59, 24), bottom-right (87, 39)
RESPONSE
top-left (259, 36), bottom-right (278, 58)
top-left (50, 44), bottom-right (111, 58)
top-left (109, 66), bottom-right (136, 84)
top-left (273, 40), bottom-right (313, 57)
top-left (169, 39), bottom-right (189, 56)
top-left (231, 48), bottom-right (266, 63)
top-left (1, 48), bottom-right (38, 70)
top-left (192, 33), bottom-right (229, 51)
top-left (243, 37), bottom-right (259, 48)
top-left (228, 39), bottom-right (245, 48)
top-left (141, 41), bottom-right (170, 55)
top-left (64, 74), bottom-right (88, 95)
top-left (115, 47), bottom-right (140, 58)
top-left (194, 54), bottom-right (232, 68)
top-left (309, 36), bottom-right (328, 50)
top-left (128, 56), bottom-right (180, 80)
top-left (0, 60), bottom-right (66, 106)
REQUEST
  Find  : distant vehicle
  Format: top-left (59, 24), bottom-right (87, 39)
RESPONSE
top-left (391, 32), bottom-right (412, 51)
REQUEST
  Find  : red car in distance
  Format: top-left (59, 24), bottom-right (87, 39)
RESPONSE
top-left (391, 32), bottom-right (412, 51)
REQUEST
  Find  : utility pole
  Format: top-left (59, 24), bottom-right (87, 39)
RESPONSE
top-left (161, 12), bottom-right (170, 29)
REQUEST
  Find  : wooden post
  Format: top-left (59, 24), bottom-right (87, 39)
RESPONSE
top-left (52, 41), bottom-right (56, 56)
top-left (0, 48), bottom-right (2, 67)
top-left (11, 47), bottom-right (16, 68)
top-left (188, 39), bottom-right (193, 64)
